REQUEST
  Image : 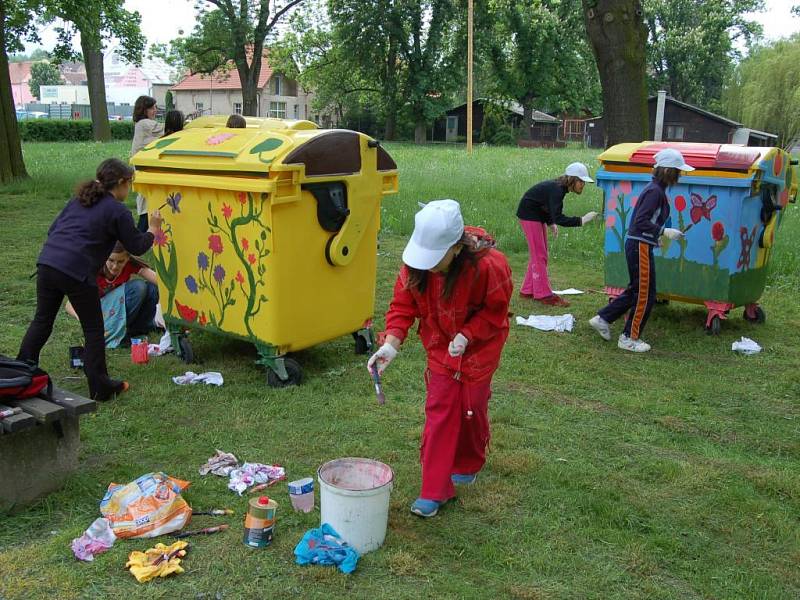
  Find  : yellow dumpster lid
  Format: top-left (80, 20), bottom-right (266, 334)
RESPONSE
top-left (185, 115), bottom-right (318, 131)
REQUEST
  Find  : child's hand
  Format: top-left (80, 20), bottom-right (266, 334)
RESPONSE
top-left (149, 209), bottom-right (163, 231)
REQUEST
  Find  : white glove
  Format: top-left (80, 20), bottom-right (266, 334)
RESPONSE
top-left (549, 224), bottom-right (558, 238)
top-left (581, 211), bottom-right (599, 225)
top-left (448, 333), bottom-right (468, 357)
top-left (663, 228), bottom-right (684, 240)
top-left (367, 342), bottom-right (398, 375)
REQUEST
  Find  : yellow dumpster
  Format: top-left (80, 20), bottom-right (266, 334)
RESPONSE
top-left (131, 116), bottom-right (399, 385)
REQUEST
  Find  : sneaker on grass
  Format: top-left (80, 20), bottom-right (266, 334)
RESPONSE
top-left (618, 334), bottom-right (651, 353)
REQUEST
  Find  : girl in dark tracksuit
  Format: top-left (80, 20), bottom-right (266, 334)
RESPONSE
top-left (589, 148), bottom-right (693, 352)
top-left (18, 159), bottom-right (162, 400)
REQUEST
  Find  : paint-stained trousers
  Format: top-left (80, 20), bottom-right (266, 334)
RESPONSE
top-left (419, 370), bottom-right (492, 501)
top-left (598, 239), bottom-right (657, 340)
top-left (519, 219), bottom-right (552, 299)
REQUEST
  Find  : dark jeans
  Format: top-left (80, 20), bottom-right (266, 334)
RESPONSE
top-left (137, 213), bottom-right (149, 233)
top-left (124, 279), bottom-right (159, 337)
top-left (598, 239), bottom-right (657, 340)
top-left (18, 265), bottom-right (121, 400)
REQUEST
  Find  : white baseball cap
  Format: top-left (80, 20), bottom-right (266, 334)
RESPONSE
top-left (654, 148), bottom-right (694, 171)
top-left (402, 199), bottom-right (465, 270)
top-left (564, 162), bottom-right (594, 182)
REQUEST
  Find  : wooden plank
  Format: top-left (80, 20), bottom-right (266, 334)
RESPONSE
top-left (40, 387), bottom-right (97, 417)
top-left (6, 398), bottom-right (65, 424)
top-left (0, 403), bottom-right (37, 433)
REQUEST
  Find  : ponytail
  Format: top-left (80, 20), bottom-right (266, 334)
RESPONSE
top-left (75, 158), bottom-right (134, 207)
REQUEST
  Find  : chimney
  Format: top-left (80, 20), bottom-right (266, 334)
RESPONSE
top-left (654, 90), bottom-right (667, 141)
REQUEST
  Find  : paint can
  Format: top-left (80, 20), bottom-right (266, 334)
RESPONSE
top-left (243, 496), bottom-right (277, 548)
top-left (130, 338), bottom-right (149, 364)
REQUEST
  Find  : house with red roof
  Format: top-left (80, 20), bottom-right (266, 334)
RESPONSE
top-left (9, 61), bottom-right (35, 107)
top-left (171, 59), bottom-right (320, 124)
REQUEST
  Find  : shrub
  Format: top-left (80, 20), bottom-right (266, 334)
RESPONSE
top-left (19, 119), bottom-right (134, 142)
top-left (490, 126), bottom-right (518, 146)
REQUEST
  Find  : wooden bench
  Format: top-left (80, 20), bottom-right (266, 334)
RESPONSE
top-left (0, 387), bottom-right (96, 513)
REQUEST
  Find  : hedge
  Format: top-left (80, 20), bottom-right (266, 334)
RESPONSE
top-left (18, 119), bottom-right (135, 142)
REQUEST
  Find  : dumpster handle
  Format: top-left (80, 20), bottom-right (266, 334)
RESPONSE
top-left (791, 159), bottom-right (798, 165)
top-left (368, 139), bottom-right (381, 149)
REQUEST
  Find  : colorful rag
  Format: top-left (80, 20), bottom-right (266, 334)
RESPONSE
top-left (71, 517), bottom-right (117, 561)
top-left (101, 284), bottom-right (127, 348)
top-left (294, 523), bottom-right (359, 574)
top-left (125, 541), bottom-right (189, 583)
top-left (228, 463), bottom-right (285, 495)
top-left (199, 449), bottom-right (240, 477)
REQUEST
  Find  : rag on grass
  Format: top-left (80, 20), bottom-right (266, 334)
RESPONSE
top-left (294, 523), bottom-right (359, 574)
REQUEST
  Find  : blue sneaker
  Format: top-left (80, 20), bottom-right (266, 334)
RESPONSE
top-left (410, 498), bottom-right (442, 518)
top-left (451, 473), bottom-right (478, 485)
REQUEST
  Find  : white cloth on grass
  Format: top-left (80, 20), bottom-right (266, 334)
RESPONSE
top-left (172, 371), bottom-right (224, 386)
top-left (148, 331), bottom-right (173, 356)
top-left (731, 337), bottom-right (761, 355)
top-left (552, 288), bottom-right (584, 295)
top-left (516, 314), bottom-right (575, 333)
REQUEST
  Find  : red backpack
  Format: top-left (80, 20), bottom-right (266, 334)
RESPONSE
top-left (0, 355), bottom-right (52, 400)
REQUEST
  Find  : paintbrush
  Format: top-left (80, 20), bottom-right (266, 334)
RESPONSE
top-left (191, 508), bottom-right (234, 516)
top-left (370, 363), bottom-right (386, 405)
top-left (173, 524), bottom-right (229, 539)
top-left (152, 543), bottom-right (190, 565)
top-left (250, 475), bottom-right (286, 493)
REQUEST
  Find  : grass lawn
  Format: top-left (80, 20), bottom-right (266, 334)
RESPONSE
top-left (1, 141), bottom-right (799, 599)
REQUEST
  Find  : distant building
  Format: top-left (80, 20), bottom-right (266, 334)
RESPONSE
top-left (587, 95), bottom-right (778, 148)
top-left (102, 43), bottom-right (177, 106)
top-left (9, 61), bottom-right (35, 107)
top-left (39, 85), bottom-right (90, 105)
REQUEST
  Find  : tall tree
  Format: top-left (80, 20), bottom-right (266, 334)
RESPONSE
top-left (487, 0), bottom-right (600, 140)
top-left (183, 1), bottom-right (306, 116)
top-left (644, 0), bottom-right (763, 110)
top-left (582, 0), bottom-right (649, 147)
top-left (28, 61), bottom-right (63, 100)
top-left (44, 0), bottom-right (145, 142)
top-left (1, 0), bottom-right (39, 183)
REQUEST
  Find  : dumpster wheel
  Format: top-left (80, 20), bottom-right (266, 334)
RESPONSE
top-left (743, 304), bottom-right (766, 324)
top-left (266, 357), bottom-right (303, 388)
top-left (177, 334), bottom-right (194, 364)
top-left (706, 316), bottom-right (722, 336)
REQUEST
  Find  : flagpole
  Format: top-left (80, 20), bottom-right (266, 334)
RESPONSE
top-left (467, 0), bottom-right (473, 155)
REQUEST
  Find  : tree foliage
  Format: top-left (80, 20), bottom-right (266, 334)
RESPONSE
top-left (724, 35), bottom-right (800, 146)
top-left (181, 1), bottom-right (306, 116)
top-left (643, 0), bottom-right (763, 110)
top-left (28, 61), bottom-right (63, 99)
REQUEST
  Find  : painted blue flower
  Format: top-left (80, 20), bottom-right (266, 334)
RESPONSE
top-left (198, 252), bottom-right (209, 271)
top-left (185, 275), bottom-right (198, 294)
top-left (213, 265), bottom-right (225, 284)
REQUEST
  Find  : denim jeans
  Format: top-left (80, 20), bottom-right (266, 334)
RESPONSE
top-left (125, 279), bottom-right (159, 337)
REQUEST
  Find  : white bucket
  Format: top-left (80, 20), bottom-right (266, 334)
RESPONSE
top-left (317, 458), bottom-right (394, 555)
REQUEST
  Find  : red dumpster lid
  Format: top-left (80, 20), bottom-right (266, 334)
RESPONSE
top-left (629, 142), bottom-right (761, 171)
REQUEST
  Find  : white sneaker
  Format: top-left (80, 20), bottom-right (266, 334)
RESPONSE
top-left (589, 315), bottom-right (612, 341)
top-left (618, 334), bottom-right (651, 353)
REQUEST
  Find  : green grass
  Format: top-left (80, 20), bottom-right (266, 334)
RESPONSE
top-left (1, 141), bottom-right (799, 599)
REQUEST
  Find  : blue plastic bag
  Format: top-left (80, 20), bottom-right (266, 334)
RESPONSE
top-left (293, 523), bottom-right (359, 574)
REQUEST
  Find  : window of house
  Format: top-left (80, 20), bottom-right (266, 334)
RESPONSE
top-left (294, 104), bottom-right (299, 119)
top-left (304, 105), bottom-right (308, 119)
top-left (666, 124), bottom-right (685, 140)
top-left (270, 75), bottom-right (282, 96)
top-left (234, 102), bottom-right (242, 115)
top-left (268, 101), bottom-right (286, 118)
top-left (195, 102), bottom-right (204, 113)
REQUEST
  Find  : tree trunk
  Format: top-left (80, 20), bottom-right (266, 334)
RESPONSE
top-left (81, 37), bottom-right (112, 142)
top-left (582, 0), bottom-right (649, 147)
top-left (383, 41), bottom-right (398, 140)
top-left (414, 120), bottom-right (426, 144)
top-left (520, 103), bottom-right (534, 141)
top-left (0, 0), bottom-right (27, 183)
top-left (239, 63), bottom-right (260, 117)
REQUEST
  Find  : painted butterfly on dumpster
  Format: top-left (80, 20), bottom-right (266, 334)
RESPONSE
top-left (690, 193), bottom-right (717, 224)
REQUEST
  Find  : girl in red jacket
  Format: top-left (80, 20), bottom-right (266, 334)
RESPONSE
top-left (368, 200), bottom-right (513, 518)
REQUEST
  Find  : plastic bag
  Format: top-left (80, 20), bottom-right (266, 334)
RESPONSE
top-left (100, 472), bottom-right (192, 539)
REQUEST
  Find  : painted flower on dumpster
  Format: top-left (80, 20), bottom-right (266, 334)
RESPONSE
top-left (630, 196), bottom-right (639, 207)
top-left (222, 203), bottom-right (232, 219)
top-left (248, 253), bottom-right (256, 265)
top-left (237, 192), bottom-right (247, 205)
top-left (198, 252), bottom-right (209, 271)
top-left (241, 238), bottom-right (249, 251)
top-left (607, 197), bottom-right (617, 211)
top-left (153, 228), bottom-right (169, 247)
top-left (605, 214), bottom-right (616, 228)
top-left (199, 312), bottom-right (208, 326)
top-left (213, 265), bottom-right (226, 284)
top-left (175, 300), bottom-right (198, 323)
top-left (674, 195), bottom-right (687, 212)
top-left (236, 271), bottom-right (245, 284)
top-left (618, 181), bottom-right (632, 195)
top-left (208, 235), bottom-right (223, 255)
top-left (185, 275), bottom-right (198, 294)
top-left (206, 132), bottom-right (235, 145)
top-left (711, 221), bottom-right (725, 242)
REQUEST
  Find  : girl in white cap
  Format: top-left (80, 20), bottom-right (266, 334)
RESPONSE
top-left (589, 148), bottom-right (693, 352)
top-left (367, 200), bottom-right (513, 518)
top-left (516, 162), bottom-right (599, 307)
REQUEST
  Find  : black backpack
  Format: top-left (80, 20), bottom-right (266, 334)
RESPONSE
top-left (0, 355), bottom-right (52, 400)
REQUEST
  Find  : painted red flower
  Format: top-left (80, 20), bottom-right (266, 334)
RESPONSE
top-left (674, 195), bottom-right (686, 212)
top-left (248, 253), bottom-right (256, 265)
top-left (153, 228), bottom-right (169, 247)
top-left (619, 180), bottom-right (632, 195)
top-left (241, 238), bottom-right (249, 251)
top-left (208, 234), bottom-right (223, 254)
top-left (222, 203), bottom-right (232, 219)
top-left (236, 270), bottom-right (245, 284)
top-left (607, 197), bottom-right (617, 211)
top-left (711, 221), bottom-right (725, 242)
top-left (605, 214), bottom-right (616, 228)
top-left (237, 192), bottom-right (247, 205)
top-left (199, 312), bottom-right (208, 326)
top-left (630, 196), bottom-right (639, 207)
top-left (175, 300), bottom-right (198, 323)
top-left (773, 152), bottom-right (783, 177)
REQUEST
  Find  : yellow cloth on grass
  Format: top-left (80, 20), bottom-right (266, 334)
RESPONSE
top-left (125, 541), bottom-right (188, 583)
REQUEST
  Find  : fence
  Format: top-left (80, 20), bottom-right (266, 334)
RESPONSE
top-left (23, 103), bottom-right (134, 120)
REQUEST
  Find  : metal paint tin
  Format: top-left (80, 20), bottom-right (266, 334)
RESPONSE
top-left (243, 496), bottom-right (277, 548)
